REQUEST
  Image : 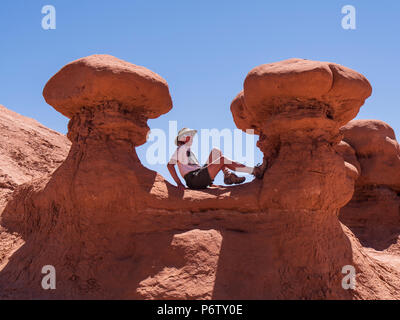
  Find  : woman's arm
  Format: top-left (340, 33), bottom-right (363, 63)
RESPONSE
top-left (167, 163), bottom-right (185, 190)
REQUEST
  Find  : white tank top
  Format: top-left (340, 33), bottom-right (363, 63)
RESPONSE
top-left (169, 145), bottom-right (201, 177)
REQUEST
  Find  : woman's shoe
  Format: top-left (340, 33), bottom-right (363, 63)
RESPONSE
top-left (224, 171), bottom-right (246, 185)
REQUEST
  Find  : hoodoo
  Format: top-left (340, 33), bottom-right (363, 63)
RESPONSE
top-left (340, 120), bottom-right (400, 250)
top-left (1, 56), bottom-right (399, 299)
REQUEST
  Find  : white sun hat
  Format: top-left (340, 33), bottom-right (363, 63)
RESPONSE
top-left (175, 128), bottom-right (198, 145)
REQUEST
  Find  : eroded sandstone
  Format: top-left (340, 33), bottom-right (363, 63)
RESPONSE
top-left (340, 120), bottom-right (400, 251)
top-left (0, 56), bottom-right (399, 300)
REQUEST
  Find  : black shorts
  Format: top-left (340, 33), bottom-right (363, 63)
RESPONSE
top-left (184, 165), bottom-right (213, 190)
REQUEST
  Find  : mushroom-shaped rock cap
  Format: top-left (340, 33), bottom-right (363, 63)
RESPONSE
top-left (242, 58), bottom-right (372, 127)
top-left (341, 120), bottom-right (400, 191)
top-left (43, 54), bottom-right (173, 119)
top-left (230, 91), bottom-right (260, 134)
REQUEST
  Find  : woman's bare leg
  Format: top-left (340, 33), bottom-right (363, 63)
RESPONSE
top-left (206, 148), bottom-right (253, 180)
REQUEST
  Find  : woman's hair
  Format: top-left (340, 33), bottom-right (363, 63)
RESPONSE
top-left (177, 140), bottom-right (186, 147)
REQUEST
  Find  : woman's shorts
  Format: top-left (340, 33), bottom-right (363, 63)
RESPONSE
top-left (184, 166), bottom-right (213, 190)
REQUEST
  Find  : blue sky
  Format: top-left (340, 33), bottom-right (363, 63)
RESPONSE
top-left (1, 1), bottom-right (399, 185)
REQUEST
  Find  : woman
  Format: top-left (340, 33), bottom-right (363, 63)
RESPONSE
top-left (167, 128), bottom-right (265, 190)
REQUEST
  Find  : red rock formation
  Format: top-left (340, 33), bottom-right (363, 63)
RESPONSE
top-left (230, 58), bottom-right (374, 299)
top-left (0, 105), bottom-right (70, 207)
top-left (1, 56), bottom-right (400, 299)
top-left (43, 54), bottom-right (172, 121)
top-left (340, 120), bottom-right (400, 252)
top-left (0, 104), bottom-right (70, 280)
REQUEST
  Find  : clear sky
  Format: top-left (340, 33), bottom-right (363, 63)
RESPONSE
top-left (1, 0), bottom-right (399, 185)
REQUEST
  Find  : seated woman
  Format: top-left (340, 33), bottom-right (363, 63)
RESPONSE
top-left (167, 128), bottom-right (265, 190)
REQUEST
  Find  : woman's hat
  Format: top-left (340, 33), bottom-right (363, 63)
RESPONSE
top-left (175, 128), bottom-right (197, 145)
